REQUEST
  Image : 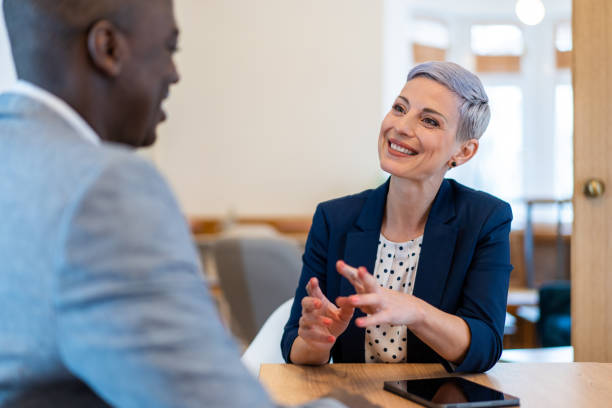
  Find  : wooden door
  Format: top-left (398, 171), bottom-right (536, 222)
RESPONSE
top-left (572, 0), bottom-right (612, 362)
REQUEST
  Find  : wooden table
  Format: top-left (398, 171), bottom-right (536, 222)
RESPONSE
top-left (259, 363), bottom-right (612, 407)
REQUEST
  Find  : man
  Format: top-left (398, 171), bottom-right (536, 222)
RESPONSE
top-left (0, 1), bottom-right (350, 406)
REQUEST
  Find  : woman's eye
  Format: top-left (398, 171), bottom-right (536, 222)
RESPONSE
top-left (392, 104), bottom-right (406, 114)
top-left (423, 117), bottom-right (439, 127)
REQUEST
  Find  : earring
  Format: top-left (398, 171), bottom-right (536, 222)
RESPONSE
top-left (450, 161), bottom-right (457, 168)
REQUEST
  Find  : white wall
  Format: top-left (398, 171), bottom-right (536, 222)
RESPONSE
top-left (0, 0), bottom-right (386, 217)
top-left (151, 0), bottom-right (384, 216)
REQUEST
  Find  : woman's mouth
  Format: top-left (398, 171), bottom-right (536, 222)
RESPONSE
top-left (388, 141), bottom-right (417, 156)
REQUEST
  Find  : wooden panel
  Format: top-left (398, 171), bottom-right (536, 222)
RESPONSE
top-left (572, 0), bottom-right (612, 362)
top-left (509, 225), bottom-right (571, 288)
top-left (189, 218), bottom-right (223, 234)
top-left (475, 55), bottom-right (521, 73)
top-left (556, 50), bottom-right (572, 69)
top-left (260, 363), bottom-right (612, 407)
top-left (188, 216), bottom-right (312, 235)
top-left (413, 43), bottom-right (446, 63)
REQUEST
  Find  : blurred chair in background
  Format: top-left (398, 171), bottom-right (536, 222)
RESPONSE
top-left (241, 298), bottom-right (294, 377)
top-left (537, 280), bottom-right (571, 347)
top-left (212, 235), bottom-right (302, 346)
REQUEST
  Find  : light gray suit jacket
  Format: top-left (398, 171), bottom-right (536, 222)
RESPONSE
top-left (0, 93), bottom-right (342, 408)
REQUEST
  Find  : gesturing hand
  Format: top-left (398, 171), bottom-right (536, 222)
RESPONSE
top-left (298, 277), bottom-right (355, 351)
top-left (335, 260), bottom-right (425, 328)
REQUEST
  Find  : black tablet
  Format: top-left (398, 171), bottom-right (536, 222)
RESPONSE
top-left (383, 377), bottom-right (520, 408)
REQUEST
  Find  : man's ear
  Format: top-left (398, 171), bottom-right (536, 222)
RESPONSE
top-left (87, 20), bottom-right (128, 77)
top-left (451, 138), bottom-right (479, 167)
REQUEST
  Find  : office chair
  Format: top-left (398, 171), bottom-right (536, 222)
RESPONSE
top-left (212, 236), bottom-right (302, 345)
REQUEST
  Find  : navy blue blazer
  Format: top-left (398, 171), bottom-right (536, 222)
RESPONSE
top-left (282, 178), bottom-right (513, 373)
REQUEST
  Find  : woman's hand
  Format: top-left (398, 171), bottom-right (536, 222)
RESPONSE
top-left (335, 260), bottom-right (425, 328)
top-left (290, 277), bottom-right (354, 364)
top-left (335, 260), bottom-right (471, 365)
top-left (298, 277), bottom-right (355, 348)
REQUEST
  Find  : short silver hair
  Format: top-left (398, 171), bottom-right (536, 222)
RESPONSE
top-left (407, 61), bottom-right (490, 141)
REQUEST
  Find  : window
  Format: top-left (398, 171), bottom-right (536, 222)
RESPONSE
top-left (555, 21), bottom-right (572, 52)
top-left (471, 25), bottom-right (524, 55)
top-left (385, 5), bottom-right (574, 226)
top-left (554, 21), bottom-right (572, 222)
top-left (555, 21), bottom-right (572, 69)
top-left (554, 85), bottom-right (573, 201)
top-left (451, 85), bottom-right (523, 205)
top-left (471, 25), bottom-right (523, 73)
top-left (411, 19), bottom-right (449, 63)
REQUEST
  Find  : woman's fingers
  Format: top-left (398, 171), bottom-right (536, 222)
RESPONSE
top-left (357, 266), bottom-right (379, 293)
top-left (354, 312), bottom-right (390, 328)
top-left (337, 294), bottom-right (377, 316)
top-left (300, 313), bottom-right (332, 328)
top-left (335, 297), bottom-right (355, 322)
top-left (336, 260), bottom-right (366, 293)
top-left (298, 324), bottom-right (335, 344)
top-left (335, 296), bottom-right (352, 310)
top-left (306, 277), bottom-right (332, 304)
top-left (299, 300), bottom-right (335, 344)
top-left (301, 296), bottom-right (322, 313)
top-left (348, 293), bottom-right (381, 308)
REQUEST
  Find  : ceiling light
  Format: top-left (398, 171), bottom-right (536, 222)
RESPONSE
top-left (515, 0), bottom-right (546, 26)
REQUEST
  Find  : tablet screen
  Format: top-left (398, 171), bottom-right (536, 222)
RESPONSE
top-left (383, 377), bottom-right (519, 407)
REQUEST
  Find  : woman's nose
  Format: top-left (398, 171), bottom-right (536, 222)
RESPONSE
top-left (394, 113), bottom-right (417, 137)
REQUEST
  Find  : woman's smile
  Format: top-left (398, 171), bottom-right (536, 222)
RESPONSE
top-left (387, 139), bottom-right (418, 157)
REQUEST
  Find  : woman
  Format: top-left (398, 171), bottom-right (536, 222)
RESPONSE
top-left (281, 61), bottom-right (512, 373)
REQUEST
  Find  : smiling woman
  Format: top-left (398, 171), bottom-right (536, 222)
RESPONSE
top-left (282, 61), bottom-right (512, 374)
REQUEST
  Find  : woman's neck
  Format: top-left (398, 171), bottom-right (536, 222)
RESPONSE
top-left (381, 175), bottom-right (443, 242)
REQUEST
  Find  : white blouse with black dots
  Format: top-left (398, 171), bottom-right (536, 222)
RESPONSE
top-left (365, 233), bottom-right (423, 363)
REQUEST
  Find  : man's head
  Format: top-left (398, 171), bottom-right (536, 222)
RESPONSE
top-left (3, 0), bottom-right (180, 147)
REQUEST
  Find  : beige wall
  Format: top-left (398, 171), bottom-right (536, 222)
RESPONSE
top-left (150, 0), bottom-right (385, 217)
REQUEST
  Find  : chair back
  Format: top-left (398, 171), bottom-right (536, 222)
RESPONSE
top-left (241, 298), bottom-right (294, 376)
top-left (212, 236), bottom-right (302, 344)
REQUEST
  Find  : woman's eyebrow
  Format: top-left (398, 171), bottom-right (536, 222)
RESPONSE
top-left (396, 95), bottom-right (447, 122)
top-left (423, 108), bottom-right (447, 122)
top-left (398, 95), bottom-right (410, 105)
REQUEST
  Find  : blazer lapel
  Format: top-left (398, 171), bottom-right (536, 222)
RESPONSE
top-left (340, 179), bottom-right (390, 296)
top-left (413, 180), bottom-right (458, 309)
top-left (337, 180), bottom-right (389, 362)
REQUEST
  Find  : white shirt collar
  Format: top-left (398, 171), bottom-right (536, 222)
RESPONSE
top-left (5, 80), bottom-right (100, 146)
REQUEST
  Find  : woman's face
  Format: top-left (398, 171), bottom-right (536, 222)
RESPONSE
top-left (378, 77), bottom-right (463, 183)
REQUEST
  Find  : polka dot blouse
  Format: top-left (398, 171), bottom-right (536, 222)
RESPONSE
top-left (365, 233), bottom-right (423, 363)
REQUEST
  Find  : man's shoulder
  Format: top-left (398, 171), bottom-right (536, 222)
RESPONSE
top-left (0, 101), bottom-right (167, 219)
top-left (43, 136), bottom-right (159, 198)
top-left (0, 91), bottom-right (153, 183)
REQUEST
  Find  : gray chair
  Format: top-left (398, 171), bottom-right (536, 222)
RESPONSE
top-left (212, 236), bottom-right (302, 345)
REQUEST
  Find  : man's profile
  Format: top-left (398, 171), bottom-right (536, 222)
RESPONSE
top-left (0, 0), bottom-right (345, 406)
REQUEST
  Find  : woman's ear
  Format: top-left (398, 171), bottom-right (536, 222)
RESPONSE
top-left (87, 20), bottom-right (128, 77)
top-left (450, 138), bottom-right (479, 167)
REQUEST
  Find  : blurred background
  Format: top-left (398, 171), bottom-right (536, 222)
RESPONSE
top-left (0, 0), bottom-right (574, 359)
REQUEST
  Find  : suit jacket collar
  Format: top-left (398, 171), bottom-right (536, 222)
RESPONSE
top-left (425, 178), bottom-right (456, 224)
top-left (355, 177), bottom-right (456, 231)
top-left (355, 178), bottom-right (390, 231)
top-left (413, 179), bottom-right (458, 307)
top-left (345, 178), bottom-right (458, 308)
top-left (1, 81), bottom-right (100, 146)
